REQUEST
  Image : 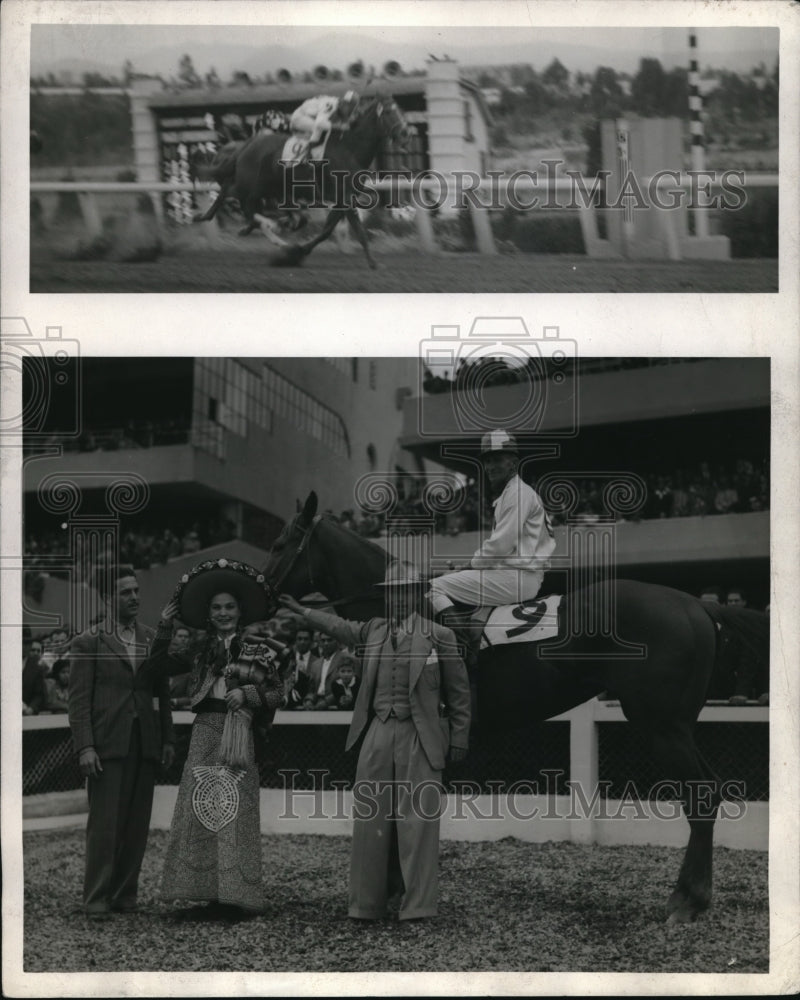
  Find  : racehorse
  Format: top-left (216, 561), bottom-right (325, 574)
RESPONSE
top-left (230, 92), bottom-right (412, 268)
top-left (262, 491), bottom-right (769, 923)
top-left (191, 111), bottom-right (299, 229)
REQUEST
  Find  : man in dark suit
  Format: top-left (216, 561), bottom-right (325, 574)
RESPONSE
top-left (22, 638), bottom-right (47, 714)
top-left (280, 561), bottom-right (470, 920)
top-left (68, 565), bottom-right (175, 920)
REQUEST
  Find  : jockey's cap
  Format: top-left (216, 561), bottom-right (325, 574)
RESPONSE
top-left (480, 430), bottom-right (518, 456)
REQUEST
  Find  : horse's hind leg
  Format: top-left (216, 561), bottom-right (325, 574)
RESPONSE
top-left (647, 720), bottom-right (720, 923)
top-left (238, 197), bottom-right (261, 236)
top-left (346, 208), bottom-right (377, 270)
top-left (194, 182), bottom-right (228, 222)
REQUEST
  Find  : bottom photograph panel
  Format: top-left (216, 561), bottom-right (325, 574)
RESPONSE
top-left (20, 352), bottom-right (769, 974)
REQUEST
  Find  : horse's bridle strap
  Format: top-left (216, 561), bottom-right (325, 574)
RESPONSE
top-left (269, 514), bottom-right (323, 596)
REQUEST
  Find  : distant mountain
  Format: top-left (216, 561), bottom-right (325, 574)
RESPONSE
top-left (31, 32), bottom-right (777, 84)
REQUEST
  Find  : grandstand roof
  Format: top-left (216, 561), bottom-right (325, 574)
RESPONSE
top-left (146, 75), bottom-right (493, 123)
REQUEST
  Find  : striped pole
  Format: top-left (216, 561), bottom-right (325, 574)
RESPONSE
top-left (688, 31), bottom-right (710, 238)
top-left (615, 118), bottom-right (636, 255)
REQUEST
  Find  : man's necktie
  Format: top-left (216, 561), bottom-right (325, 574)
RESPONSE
top-left (390, 624), bottom-right (398, 651)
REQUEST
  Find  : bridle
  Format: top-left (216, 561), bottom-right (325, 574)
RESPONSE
top-left (267, 513), bottom-right (325, 598)
top-left (264, 512), bottom-right (387, 612)
top-left (376, 98), bottom-right (410, 146)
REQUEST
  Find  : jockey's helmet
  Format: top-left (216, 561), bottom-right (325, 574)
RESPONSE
top-left (480, 430), bottom-right (518, 456)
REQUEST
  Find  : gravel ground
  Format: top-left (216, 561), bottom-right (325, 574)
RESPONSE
top-left (30, 248), bottom-right (778, 294)
top-left (23, 829), bottom-right (768, 974)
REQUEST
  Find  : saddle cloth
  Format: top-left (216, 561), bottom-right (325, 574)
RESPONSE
top-left (478, 594), bottom-right (562, 650)
top-left (281, 132), bottom-right (330, 165)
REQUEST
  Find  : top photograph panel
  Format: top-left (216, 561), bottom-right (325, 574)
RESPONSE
top-left (29, 24), bottom-right (778, 294)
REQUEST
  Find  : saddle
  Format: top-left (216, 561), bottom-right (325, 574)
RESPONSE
top-left (280, 131), bottom-right (330, 166)
top-left (439, 595), bottom-right (562, 664)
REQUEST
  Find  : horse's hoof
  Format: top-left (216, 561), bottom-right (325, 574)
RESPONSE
top-left (269, 247), bottom-right (305, 268)
top-left (368, 260), bottom-right (378, 271)
top-left (238, 226), bottom-right (253, 237)
top-left (666, 889), bottom-right (709, 924)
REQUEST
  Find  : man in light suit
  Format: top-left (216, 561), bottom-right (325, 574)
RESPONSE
top-left (280, 562), bottom-right (470, 921)
top-left (68, 565), bottom-right (174, 920)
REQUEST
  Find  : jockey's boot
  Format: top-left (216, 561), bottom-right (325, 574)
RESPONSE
top-left (435, 608), bottom-right (481, 674)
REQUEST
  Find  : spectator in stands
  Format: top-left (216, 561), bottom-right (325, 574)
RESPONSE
top-left (303, 634), bottom-right (358, 710)
top-left (330, 657), bottom-right (360, 710)
top-left (652, 475), bottom-right (673, 518)
top-left (166, 625), bottom-right (195, 709)
top-left (284, 625), bottom-right (318, 709)
top-left (44, 658), bottom-right (71, 713)
top-left (698, 585), bottom-right (723, 604)
top-left (182, 529), bottom-right (201, 554)
top-left (22, 639), bottom-right (47, 715)
top-left (41, 627), bottom-right (70, 672)
top-left (714, 477), bottom-right (739, 515)
top-left (726, 588), bottom-right (748, 608)
top-left (671, 472), bottom-right (690, 518)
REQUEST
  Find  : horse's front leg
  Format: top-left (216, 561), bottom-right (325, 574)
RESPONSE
top-left (346, 207), bottom-right (377, 270)
top-left (295, 207), bottom-right (347, 258)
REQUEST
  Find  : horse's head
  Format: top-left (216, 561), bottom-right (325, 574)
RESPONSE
top-left (262, 490), bottom-right (389, 617)
top-left (262, 491), bottom-right (322, 601)
top-left (374, 96), bottom-right (413, 152)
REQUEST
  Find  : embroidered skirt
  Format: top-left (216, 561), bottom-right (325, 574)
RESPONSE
top-left (161, 710), bottom-right (263, 912)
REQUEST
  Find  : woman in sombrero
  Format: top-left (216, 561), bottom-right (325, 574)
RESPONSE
top-left (151, 558), bottom-right (284, 918)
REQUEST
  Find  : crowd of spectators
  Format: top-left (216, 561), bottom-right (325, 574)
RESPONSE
top-left (322, 456), bottom-right (769, 541)
top-left (30, 419), bottom-right (191, 455)
top-left (24, 578), bottom-right (766, 717)
top-left (21, 627), bottom-right (73, 715)
top-left (422, 357), bottom-right (704, 394)
top-left (24, 515), bottom-right (239, 578)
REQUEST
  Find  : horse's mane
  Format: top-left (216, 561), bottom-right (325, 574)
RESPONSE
top-left (310, 512), bottom-right (388, 562)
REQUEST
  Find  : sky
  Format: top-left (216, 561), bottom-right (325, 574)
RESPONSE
top-left (30, 24), bottom-right (779, 80)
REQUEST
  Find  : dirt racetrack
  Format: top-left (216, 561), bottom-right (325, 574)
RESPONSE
top-left (31, 247), bottom-right (778, 294)
top-left (23, 828), bottom-right (768, 974)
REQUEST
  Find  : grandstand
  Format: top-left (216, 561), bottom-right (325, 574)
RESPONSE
top-left (23, 354), bottom-right (769, 632)
top-left (22, 355), bottom-right (423, 632)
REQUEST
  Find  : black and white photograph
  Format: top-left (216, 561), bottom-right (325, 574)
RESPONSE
top-left (27, 22), bottom-right (779, 293)
top-left (2, 1), bottom-right (799, 997)
top-left (13, 349), bottom-right (774, 971)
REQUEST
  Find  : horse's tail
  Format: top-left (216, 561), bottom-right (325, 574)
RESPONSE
top-left (700, 602), bottom-right (769, 662)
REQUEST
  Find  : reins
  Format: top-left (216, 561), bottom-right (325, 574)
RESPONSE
top-left (265, 512), bottom-right (387, 611)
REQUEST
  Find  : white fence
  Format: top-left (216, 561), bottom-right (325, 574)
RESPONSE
top-left (22, 701), bottom-right (768, 849)
top-left (30, 173), bottom-right (779, 259)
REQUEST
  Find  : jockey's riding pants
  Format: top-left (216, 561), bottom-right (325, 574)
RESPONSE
top-left (428, 568), bottom-right (544, 610)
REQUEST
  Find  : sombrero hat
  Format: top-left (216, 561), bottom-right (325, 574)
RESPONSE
top-left (174, 558), bottom-right (272, 629)
top-left (376, 561), bottom-right (426, 587)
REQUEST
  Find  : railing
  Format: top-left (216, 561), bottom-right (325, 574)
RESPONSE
top-left (22, 699), bottom-right (768, 796)
top-left (30, 173), bottom-right (779, 259)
